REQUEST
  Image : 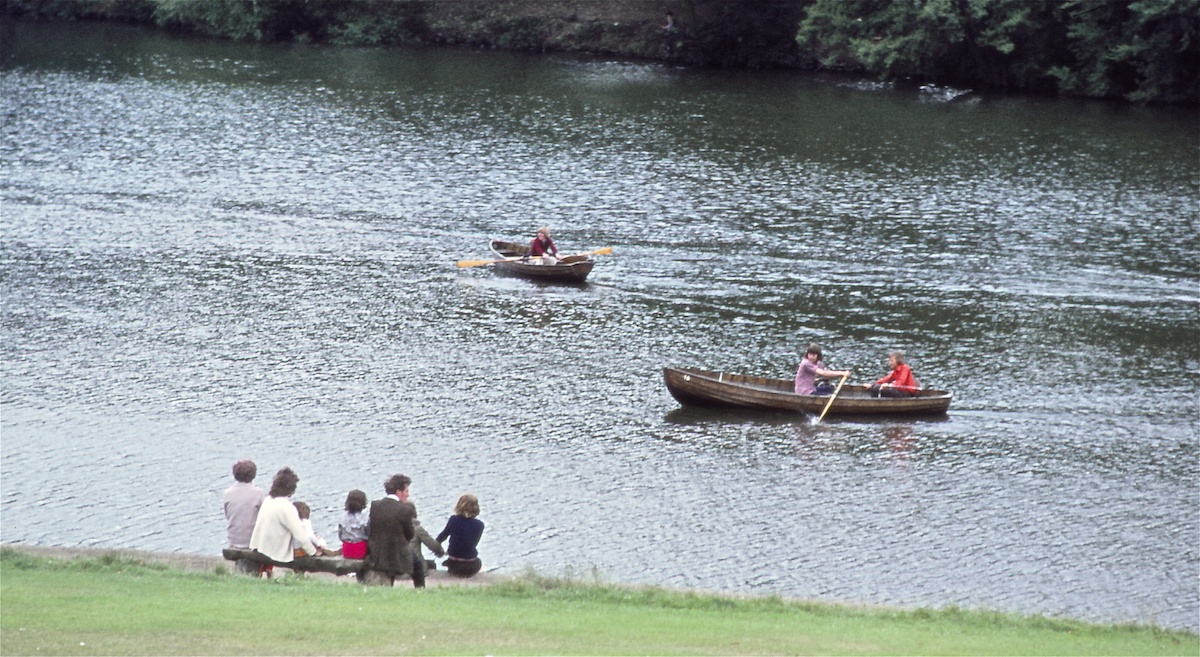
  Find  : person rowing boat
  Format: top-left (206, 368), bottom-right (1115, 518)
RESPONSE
top-left (794, 343), bottom-right (852, 396)
top-left (524, 226), bottom-right (559, 264)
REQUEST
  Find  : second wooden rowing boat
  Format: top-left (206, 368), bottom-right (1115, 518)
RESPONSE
top-left (663, 366), bottom-right (953, 416)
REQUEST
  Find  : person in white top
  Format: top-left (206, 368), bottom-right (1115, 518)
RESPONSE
top-left (292, 500), bottom-right (338, 557)
top-left (249, 467), bottom-right (317, 570)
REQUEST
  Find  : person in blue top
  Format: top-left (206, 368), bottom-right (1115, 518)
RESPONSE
top-left (436, 494), bottom-right (485, 578)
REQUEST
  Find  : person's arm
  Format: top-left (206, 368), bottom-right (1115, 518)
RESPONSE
top-left (436, 518), bottom-right (453, 545)
top-left (815, 367), bottom-right (851, 379)
top-left (283, 505), bottom-right (318, 556)
top-left (417, 517), bottom-right (446, 553)
top-left (304, 519), bottom-right (329, 549)
top-left (401, 502), bottom-right (416, 543)
top-left (894, 366), bottom-right (920, 392)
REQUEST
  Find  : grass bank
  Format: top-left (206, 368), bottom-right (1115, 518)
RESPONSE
top-left (0, 548), bottom-right (1194, 655)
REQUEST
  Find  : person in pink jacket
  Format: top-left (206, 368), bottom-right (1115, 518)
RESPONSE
top-left (794, 343), bottom-right (851, 395)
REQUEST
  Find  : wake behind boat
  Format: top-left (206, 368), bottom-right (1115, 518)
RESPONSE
top-left (663, 366), bottom-right (953, 416)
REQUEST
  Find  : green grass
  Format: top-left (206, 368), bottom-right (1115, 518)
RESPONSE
top-left (0, 548), bottom-right (1195, 655)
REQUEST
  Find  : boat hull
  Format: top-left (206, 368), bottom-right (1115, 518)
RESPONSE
top-left (490, 240), bottom-right (594, 283)
top-left (663, 367), bottom-right (952, 416)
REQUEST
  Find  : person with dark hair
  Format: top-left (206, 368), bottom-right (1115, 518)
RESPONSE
top-left (363, 474), bottom-right (419, 587)
top-left (794, 343), bottom-right (852, 396)
top-left (865, 350), bottom-right (921, 398)
top-left (249, 467), bottom-right (317, 574)
top-left (338, 489), bottom-right (370, 560)
top-left (436, 494), bottom-right (485, 578)
top-left (410, 502), bottom-right (446, 578)
top-left (661, 11), bottom-right (676, 32)
top-left (222, 459), bottom-right (266, 574)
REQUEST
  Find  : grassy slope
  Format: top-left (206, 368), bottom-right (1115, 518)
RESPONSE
top-left (0, 549), bottom-right (1194, 656)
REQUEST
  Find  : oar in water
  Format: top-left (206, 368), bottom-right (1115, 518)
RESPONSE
top-left (456, 246), bottom-right (613, 268)
top-left (815, 372), bottom-right (851, 424)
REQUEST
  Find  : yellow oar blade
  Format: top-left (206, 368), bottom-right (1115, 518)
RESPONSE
top-left (590, 247), bottom-right (613, 256)
top-left (456, 258), bottom-right (500, 268)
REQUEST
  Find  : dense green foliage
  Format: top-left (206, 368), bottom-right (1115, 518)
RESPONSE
top-left (796, 0), bottom-right (1199, 103)
top-left (3, 0), bottom-right (1195, 102)
top-left (2, 549), bottom-right (1196, 656)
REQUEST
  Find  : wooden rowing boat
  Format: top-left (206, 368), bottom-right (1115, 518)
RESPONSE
top-left (490, 240), bottom-right (595, 283)
top-left (663, 366), bottom-right (953, 416)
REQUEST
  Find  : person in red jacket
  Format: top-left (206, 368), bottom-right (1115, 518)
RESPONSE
top-left (525, 227), bottom-right (559, 263)
top-left (866, 350), bottom-right (921, 397)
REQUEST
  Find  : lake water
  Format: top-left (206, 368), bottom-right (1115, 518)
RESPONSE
top-left (2, 19), bottom-right (1197, 631)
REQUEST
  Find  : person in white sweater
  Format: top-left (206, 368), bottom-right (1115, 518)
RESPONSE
top-left (249, 467), bottom-right (317, 571)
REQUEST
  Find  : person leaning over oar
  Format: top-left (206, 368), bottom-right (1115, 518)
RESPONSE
top-left (863, 350), bottom-right (921, 398)
top-left (523, 226), bottom-right (559, 264)
top-left (795, 343), bottom-right (852, 395)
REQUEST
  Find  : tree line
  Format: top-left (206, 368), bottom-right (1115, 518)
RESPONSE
top-left (5, 0), bottom-right (1197, 104)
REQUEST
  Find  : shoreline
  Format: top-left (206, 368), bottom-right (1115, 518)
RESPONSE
top-left (3, 543), bottom-right (1197, 634)
top-left (0, 542), bottom-right (508, 588)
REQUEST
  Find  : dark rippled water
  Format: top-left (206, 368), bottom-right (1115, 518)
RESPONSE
top-left (2, 20), bottom-right (1197, 630)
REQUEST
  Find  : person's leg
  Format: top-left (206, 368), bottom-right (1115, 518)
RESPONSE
top-left (235, 558), bottom-right (259, 575)
top-left (411, 552), bottom-right (426, 588)
top-left (362, 569), bottom-right (394, 586)
top-left (446, 558), bottom-right (482, 578)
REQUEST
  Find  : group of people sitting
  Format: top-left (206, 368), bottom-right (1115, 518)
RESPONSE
top-left (795, 343), bottom-right (921, 397)
top-left (222, 461), bottom-right (484, 587)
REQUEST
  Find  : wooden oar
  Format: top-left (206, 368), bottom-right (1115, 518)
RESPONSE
top-left (571, 246), bottom-right (613, 258)
top-left (456, 255), bottom-right (522, 268)
top-left (456, 246), bottom-right (613, 268)
top-left (816, 372), bottom-right (851, 423)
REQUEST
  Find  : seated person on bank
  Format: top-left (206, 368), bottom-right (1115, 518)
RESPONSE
top-left (437, 493), bottom-right (485, 578)
top-left (292, 501), bottom-right (339, 557)
top-left (248, 467), bottom-right (319, 574)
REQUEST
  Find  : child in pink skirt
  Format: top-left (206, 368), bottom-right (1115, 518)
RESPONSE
top-left (338, 489), bottom-right (369, 559)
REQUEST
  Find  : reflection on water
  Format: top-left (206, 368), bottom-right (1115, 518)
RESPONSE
top-left (1, 19), bottom-right (1197, 630)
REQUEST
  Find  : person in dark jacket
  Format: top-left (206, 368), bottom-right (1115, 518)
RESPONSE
top-left (411, 512), bottom-right (446, 576)
top-left (436, 494), bottom-right (485, 578)
top-left (363, 474), bottom-right (417, 587)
